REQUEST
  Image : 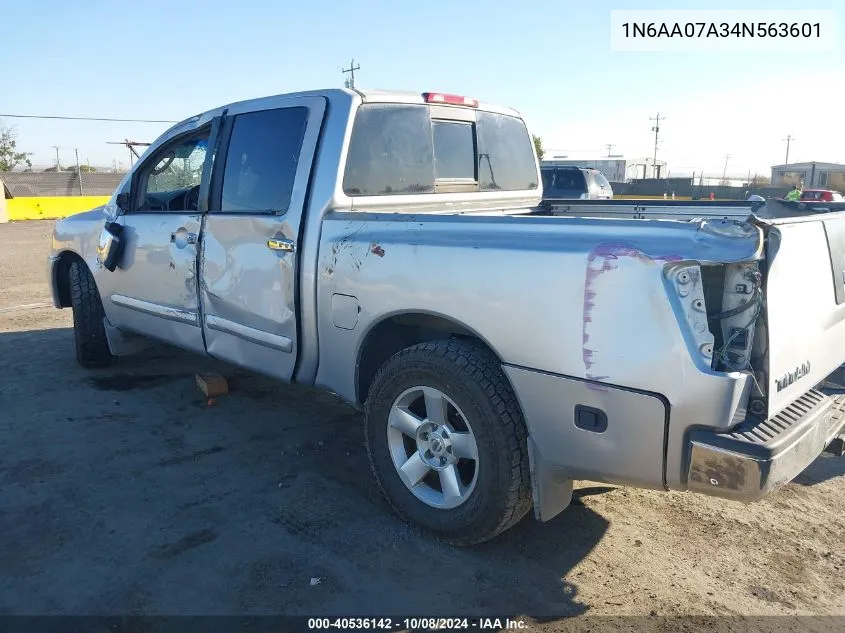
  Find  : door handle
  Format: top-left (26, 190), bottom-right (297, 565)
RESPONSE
top-left (267, 238), bottom-right (295, 253)
top-left (170, 231), bottom-right (198, 247)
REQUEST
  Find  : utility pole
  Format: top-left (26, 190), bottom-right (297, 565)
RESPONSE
top-left (52, 145), bottom-right (61, 171)
top-left (783, 135), bottom-right (793, 164)
top-left (722, 154), bottom-right (731, 183)
top-left (107, 139), bottom-right (150, 169)
top-left (75, 148), bottom-right (84, 195)
top-left (342, 58), bottom-right (361, 89)
top-left (650, 113), bottom-right (663, 177)
top-left (605, 143), bottom-right (616, 157)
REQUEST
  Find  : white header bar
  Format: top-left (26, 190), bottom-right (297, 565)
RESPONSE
top-left (610, 10), bottom-right (837, 52)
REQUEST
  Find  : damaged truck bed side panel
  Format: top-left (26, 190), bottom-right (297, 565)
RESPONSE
top-left (313, 212), bottom-right (763, 491)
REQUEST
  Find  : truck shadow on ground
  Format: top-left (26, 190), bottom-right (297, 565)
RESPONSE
top-left (0, 327), bottom-right (610, 621)
top-left (793, 454), bottom-right (845, 486)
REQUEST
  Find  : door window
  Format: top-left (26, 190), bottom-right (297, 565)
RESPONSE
top-left (135, 130), bottom-right (210, 212)
top-left (219, 107), bottom-right (309, 213)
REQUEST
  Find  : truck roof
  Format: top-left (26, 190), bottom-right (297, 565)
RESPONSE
top-left (171, 88), bottom-right (523, 134)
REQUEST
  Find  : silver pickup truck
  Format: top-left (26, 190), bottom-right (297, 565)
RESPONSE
top-left (48, 88), bottom-right (845, 546)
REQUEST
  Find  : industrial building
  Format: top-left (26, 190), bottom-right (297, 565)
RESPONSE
top-left (771, 161), bottom-right (845, 191)
top-left (541, 154), bottom-right (668, 183)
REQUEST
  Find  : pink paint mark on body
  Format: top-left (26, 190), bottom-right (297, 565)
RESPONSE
top-left (581, 242), bottom-right (681, 382)
top-left (370, 244), bottom-right (385, 257)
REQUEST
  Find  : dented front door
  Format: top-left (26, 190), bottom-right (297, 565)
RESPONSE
top-left (101, 119), bottom-right (219, 354)
top-left (106, 214), bottom-right (206, 352)
top-left (199, 96), bottom-right (326, 381)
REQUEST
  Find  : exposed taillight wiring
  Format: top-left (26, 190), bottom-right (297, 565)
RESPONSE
top-left (707, 269), bottom-right (763, 323)
top-left (712, 269), bottom-right (764, 374)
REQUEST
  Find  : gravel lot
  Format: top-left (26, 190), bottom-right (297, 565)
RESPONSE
top-left (1, 220), bottom-right (844, 629)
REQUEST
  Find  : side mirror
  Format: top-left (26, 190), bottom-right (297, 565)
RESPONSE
top-left (97, 222), bottom-right (125, 272)
top-left (115, 191), bottom-right (130, 211)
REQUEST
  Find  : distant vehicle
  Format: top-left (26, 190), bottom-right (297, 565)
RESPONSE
top-left (540, 165), bottom-right (613, 200)
top-left (800, 189), bottom-right (844, 203)
top-left (777, 188), bottom-right (845, 213)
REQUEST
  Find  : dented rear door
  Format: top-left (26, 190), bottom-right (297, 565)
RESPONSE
top-left (762, 213), bottom-right (845, 417)
top-left (198, 96), bottom-right (326, 381)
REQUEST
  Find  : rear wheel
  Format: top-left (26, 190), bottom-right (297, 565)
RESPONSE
top-left (364, 339), bottom-right (532, 546)
top-left (69, 261), bottom-right (114, 368)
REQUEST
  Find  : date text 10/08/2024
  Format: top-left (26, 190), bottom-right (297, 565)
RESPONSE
top-left (307, 618), bottom-right (529, 630)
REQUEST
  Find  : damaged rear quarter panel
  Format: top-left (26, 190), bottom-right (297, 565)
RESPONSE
top-left (314, 212), bottom-right (762, 490)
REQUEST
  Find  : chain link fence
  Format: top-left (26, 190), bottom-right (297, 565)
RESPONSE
top-left (2, 172), bottom-right (127, 198)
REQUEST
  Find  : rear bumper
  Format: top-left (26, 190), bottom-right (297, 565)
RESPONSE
top-left (686, 389), bottom-right (845, 502)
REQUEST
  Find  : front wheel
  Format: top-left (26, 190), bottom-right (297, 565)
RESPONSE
top-left (364, 339), bottom-right (532, 546)
top-left (69, 261), bottom-right (114, 368)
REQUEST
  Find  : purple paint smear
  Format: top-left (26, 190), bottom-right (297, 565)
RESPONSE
top-left (582, 242), bottom-right (682, 385)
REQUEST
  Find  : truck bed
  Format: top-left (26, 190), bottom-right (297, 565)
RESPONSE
top-left (537, 198), bottom-right (796, 221)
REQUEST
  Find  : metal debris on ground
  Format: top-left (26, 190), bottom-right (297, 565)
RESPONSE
top-left (310, 577), bottom-right (322, 586)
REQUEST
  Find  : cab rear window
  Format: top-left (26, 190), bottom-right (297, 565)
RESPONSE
top-left (342, 104), bottom-right (538, 196)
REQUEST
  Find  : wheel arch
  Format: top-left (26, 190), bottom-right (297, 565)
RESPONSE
top-left (52, 250), bottom-right (87, 308)
top-left (355, 310), bottom-right (508, 407)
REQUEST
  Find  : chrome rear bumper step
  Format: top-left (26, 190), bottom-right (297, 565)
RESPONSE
top-left (685, 389), bottom-right (845, 502)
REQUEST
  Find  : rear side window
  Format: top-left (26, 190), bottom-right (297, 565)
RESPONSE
top-left (220, 107), bottom-right (308, 213)
top-left (476, 112), bottom-right (538, 191)
top-left (343, 104), bottom-right (537, 196)
top-left (590, 171), bottom-right (611, 189)
top-left (342, 105), bottom-right (434, 196)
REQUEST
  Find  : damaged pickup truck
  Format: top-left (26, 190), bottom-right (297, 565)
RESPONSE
top-left (48, 88), bottom-right (845, 545)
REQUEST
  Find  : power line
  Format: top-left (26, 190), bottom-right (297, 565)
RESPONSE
top-left (0, 113), bottom-right (177, 123)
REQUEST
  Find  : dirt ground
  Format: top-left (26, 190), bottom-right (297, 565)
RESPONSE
top-left (1, 220), bottom-right (844, 630)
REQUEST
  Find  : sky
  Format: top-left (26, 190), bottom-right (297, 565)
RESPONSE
top-left (2, 0), bottom-right (843, 177)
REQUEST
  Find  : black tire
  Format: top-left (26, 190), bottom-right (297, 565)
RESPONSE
top-left (364, 339), bottom-right (532, 546)
top-left (69, 261), bottom-right (114, 368)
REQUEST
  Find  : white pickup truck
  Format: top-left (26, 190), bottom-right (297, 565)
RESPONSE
top-left (48, 88), bottom-right (845, 545)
